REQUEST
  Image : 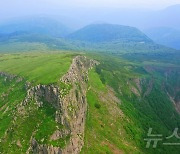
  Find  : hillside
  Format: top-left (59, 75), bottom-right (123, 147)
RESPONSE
top-left (68, 24), bottom-right (152, 43)
top-left (0, 51), bottom-right (180, 154)
top-left (66, 24), bottom-right (176, 53)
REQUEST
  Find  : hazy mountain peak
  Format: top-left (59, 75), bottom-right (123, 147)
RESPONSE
top-left (68, 23), bottom-right (152, 43)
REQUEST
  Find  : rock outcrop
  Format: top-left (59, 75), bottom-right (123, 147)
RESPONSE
top-left (0, 71), bottom-right (23, 82)
top-left (59, 56), bottom-right (99, 154)
top-left (19, 56), bottom-right (99, 154)
top-left (130, 78), bottom-right (154, 97)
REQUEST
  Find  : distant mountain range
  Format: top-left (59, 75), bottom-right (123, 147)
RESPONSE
top-left (50, 4), bottom-right (180, 30)
top-left (0, 17), bottom-right (178, 53)
top-left (0, 17), bottom-right (71, 37)
top-left (144, 27), bottom-right (180, 50)
top-left (1, 5), bottom-right (179, 50)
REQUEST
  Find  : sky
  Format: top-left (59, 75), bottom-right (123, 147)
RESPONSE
top-left (0, 0), bottom-right (179, 18)
top-left (1, 0), bottom-right (180, 13)
top-left (54, 0), bottom-right (180, 8)
top-left (2, 0), bottom-right (180, 7)
top-left (1, 0), bottom-right (180, 16)
top-left (0, 0), bottom-right (180, 29)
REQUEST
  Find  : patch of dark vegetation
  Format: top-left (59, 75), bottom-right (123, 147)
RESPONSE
top-left (94, 103), bottom-right (101, 109)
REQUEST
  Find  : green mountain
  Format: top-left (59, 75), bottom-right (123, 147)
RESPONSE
top-left (68, 24), bottom-right (152, 43)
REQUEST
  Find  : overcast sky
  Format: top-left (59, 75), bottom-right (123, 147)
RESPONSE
top-left (0, 0), bottom-right (180, 23)
top-left (1, 0), bottom-right (180, 11)
top-left (54, 0), bottom-right (180, 8)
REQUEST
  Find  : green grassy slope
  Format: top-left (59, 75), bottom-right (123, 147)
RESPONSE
top-left (81, 69), bottom-right (141, 153)
top-left (0, 42), bottom-right (49, 53)
top-left (83, 53), bottom-right (180, 153)
top-left (0, 52), bottom-right (76, 84)
top-left (0, 52), bottom-right (75, 153)
top-left (0, 76), bottom-right (67, 153)
top-left (0, 76), bottom-right (26, 140)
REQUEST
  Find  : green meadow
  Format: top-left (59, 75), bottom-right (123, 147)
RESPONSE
top-left (0, 52), bottom-right (77, 85)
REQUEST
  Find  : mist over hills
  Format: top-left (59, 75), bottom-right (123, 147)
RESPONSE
top-left (0, 17), bottom-right (71, 37)
top-left (0, 4), bottom-right (179, 50)
top-left (51, 4), bottom-right (180, 30)
top-left (0, 19), bottom-right (177, 54)
top-left (1, 4), bottom-right (180, 30)
top-left (144, 27), bottom-right (180, 50)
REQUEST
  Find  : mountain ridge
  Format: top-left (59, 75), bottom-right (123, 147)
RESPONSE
top-left (68, 23), bottom-right (152, 43)
top-left (0, 17), bottom-right (71, 37)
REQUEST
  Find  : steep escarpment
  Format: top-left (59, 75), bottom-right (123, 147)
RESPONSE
top-left (90, 55), bottom-right (180, 153)
top-left (0, 56), bottom-right (99, 154)
top-left (23, 56), bottom-right (98, 154)
top-left (143, 65), bottom-right (180, 114)
top-left (126, 77), bottom-right (154, 98)
top-left (59, 56), bottom-right (99, 154)
top-left (163, 69), bottom-right (180, 113)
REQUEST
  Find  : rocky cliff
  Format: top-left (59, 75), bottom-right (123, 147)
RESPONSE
top-left (17, 56), bottom-right (99, 154)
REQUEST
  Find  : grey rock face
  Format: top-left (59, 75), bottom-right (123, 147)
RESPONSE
top-left (0, 72), bottom-right (23, 82)
top-left (21, 56), bottom-right (99, 154)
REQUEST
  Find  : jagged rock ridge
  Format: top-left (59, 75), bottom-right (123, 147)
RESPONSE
top-left (18, 56), bottom-right (99, 154)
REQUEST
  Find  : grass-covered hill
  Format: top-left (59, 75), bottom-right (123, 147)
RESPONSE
top-left (0, 52), bottom-right (75, 84)
top-left (67, 24), bottom-right (152, 43)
